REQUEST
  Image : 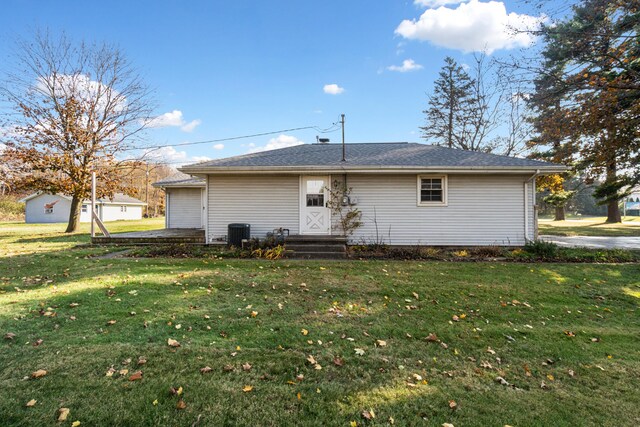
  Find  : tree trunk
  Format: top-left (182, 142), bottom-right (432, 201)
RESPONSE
top-left (605, 160), bottom-right (622, 223)
top-left (65, 195), bottom-right (82, 233)
top-left (554, 206), bottom-right (566, 221)
top-left (607, 200), bottom-right (621, 223)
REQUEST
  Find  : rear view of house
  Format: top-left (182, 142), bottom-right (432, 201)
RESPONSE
top-left (157, 142), bottom-right (566, 246)
top-left (20, 192), bottom-right (146, 224)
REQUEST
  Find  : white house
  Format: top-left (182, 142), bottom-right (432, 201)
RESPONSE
top-left (20, 192), bottom-right (146, 224)
top-left (159, 142), bottom-right (566, 246)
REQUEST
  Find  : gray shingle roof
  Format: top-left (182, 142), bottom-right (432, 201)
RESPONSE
top-left (152, 172), bottom-right (205, 188)
top-left (95, 193), bottom-right (146, 204)
top-left (180, 143), bottom-right (563, 171)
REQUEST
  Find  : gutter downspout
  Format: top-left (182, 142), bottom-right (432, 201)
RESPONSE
top-left (524, 169), bottom-right (541, 242)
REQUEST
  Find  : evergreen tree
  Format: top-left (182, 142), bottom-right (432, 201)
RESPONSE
top-left (421, 57), bottom-right (474, 149)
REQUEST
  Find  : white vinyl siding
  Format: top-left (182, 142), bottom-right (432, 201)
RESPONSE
top-left (343, 174), bottom-right (534, 246)
top-left (167, 188), bottom-right (203, 228)
top-left (24, 193), bottom-right (144, 223)
top-left (24, 194), bottom-right (73, 224)
top-left (207, 174), bottom-right (299, 242)
top-left (100, 204), bottom-right (143, 221)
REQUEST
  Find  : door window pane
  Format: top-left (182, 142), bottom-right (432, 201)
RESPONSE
top-left (306, 180), bottom-right (324, 194)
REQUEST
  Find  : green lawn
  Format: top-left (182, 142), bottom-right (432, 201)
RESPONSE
top-left (539, 216), bottom-right (640, 237)
top-left (1, 222), bottom-right (639, 426)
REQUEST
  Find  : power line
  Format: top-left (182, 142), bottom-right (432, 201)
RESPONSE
top-left (124, 124), bottom-right (338, 153)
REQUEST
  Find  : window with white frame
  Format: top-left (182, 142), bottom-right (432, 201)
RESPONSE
top-left (417, 175), bottom-right (447, 206)
top-left (120, 206), bottom-right (127, 212)
top-left (81, 204), bottom-right (88, 213)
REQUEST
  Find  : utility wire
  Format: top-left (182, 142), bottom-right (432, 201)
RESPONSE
top-left (124, 124), bottom-right (338, 153)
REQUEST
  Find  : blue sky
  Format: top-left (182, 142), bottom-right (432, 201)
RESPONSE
top-left (0, 0), bottom-right (552, 165)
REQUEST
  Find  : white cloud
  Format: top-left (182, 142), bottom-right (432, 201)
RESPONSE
top-left (146, 110), bottom-right (184, 128)
top-left (191, 155), bottom-right (212, 163)
top-left (414, 0), bottom-right (468, 8)
top-left (387, 59), bottom-right (424, 72)
top-left (181, 119), bottom-right (202, 133)
top-left (213, 143), bottom-right (224, 150)
top-left (247, 134), bottom-right (305, 153)
top-left (144, 146), bottom-right (188, 164)
top-left (395, 0), bottom-right (543, 53)
top-left (141, 146), bottom-right (212, 166)
top-left (146, 110), bottom-right (202, 132)
top-left (323, 84), bottom-right (344, 95)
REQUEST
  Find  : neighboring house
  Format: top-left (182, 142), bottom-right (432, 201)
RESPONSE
top-left (159, 142), bottom-right (565, 246)
top-left (20, 192), bottom-right (146, 224)
top-left (152, 173), bottom-right (206, 229)
top-left (625, 190), bottom-right (640, 216)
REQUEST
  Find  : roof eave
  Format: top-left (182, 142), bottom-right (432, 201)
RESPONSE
top-left (178, 165), bottom-right (568, 175)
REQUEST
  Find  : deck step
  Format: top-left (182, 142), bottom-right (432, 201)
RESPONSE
top-left (285, 243), bottom-right (346, 252)
top-left (286, 235), bottom-right (347, 244)
top-left (288, 251), bottom-right (347, 260)
top-left (284, 235), bottom-right (347, 259)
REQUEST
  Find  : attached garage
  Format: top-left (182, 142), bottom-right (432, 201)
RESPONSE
top-left (166, 188), bottom-right (205, 228)
top-left (153, 173), bottom-right (205, 229)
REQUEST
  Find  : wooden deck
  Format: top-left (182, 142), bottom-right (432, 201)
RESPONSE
top-left (92, 229), bottom-right (205, 245)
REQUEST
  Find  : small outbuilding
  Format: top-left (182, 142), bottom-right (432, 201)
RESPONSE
top-left (20, 192), bottom-right (146, 224)
top-left (152, 173), bottom-right (206, 229)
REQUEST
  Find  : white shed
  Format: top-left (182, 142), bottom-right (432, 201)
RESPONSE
top-left (152, 173), bottom-right (205, 229)
top-left (20, 192), bottom-right (146, 224)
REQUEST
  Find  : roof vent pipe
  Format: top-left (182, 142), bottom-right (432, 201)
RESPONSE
top-left (341, 114), bottom-right (345, 162)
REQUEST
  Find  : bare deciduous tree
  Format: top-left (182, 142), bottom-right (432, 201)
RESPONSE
top-left (0, 30), bottom-right (154, 232)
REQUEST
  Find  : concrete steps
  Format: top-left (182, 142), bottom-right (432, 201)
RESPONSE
top-left (285, 235), bottom-right (347, 259)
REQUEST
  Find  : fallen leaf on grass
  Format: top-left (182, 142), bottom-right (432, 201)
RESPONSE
top-left (31, 369), bottom-right (47, 379)
top-left (58, 408), bottom-right (70, 421)
top-left (106, 320), bottom-right (117, 326)
top-left (25, 399), bottom-right (36, 407)
top-left (33, 339), bottom-right (43, 347)
top-left (361, 409), bottom-right (376, 420)
top-left (449, 400), bottom-right (458, 410)
top-left (223, 364), bottom-right (235, 372)
top-left (242, 385), bottom-right (253, 392)
top-left (564, 330), bottom-right (575, 337)
top-left (333, 357), bottom-right (344, 367)
top-left (137, 357), bottom-right (147, 365)
top-left (250, 311), bottom-right (258, 318)
top-left (425, 333), bottom-right (438, 342)
top-left (301, 329), bottom-right (309, 336)
top-left (306, 355), bottom-right (318, 365)
top-left (376, 340), bottom-right (387, 347)
top-left (72, 421), bottom-right (81, 427)
top-left (167, 338), bottom-right (180, 347)
top-left (129, 371), bottom-right (143, 381)
top-left (200, 366), bottom-right (213, 374)
top-left (69, 303), bottom-right (79, 308)
top-left (4, 332), bottom-right (16, 340)
top-left (176, 400), bottom-right (186, 409)
top-left (152, 399), bottom-right (158, 406)
top-left (242, 362), bottom-right (252, 371)
top-left (354, 348), bottom-right (365, 356)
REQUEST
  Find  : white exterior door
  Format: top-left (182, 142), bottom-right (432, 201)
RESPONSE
top-left (300, 176), bottom-right (331, 235)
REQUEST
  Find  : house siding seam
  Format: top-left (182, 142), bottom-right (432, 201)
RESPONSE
top-left (207, 174), bottom-right (299, 242)
top-left (167, 188), bottom-right (203, 228)
top-left (343, 174), bottom-right (531, 246)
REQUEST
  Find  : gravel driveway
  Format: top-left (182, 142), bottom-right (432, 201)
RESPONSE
top-left (540, 235), bottom-right (640, 250)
